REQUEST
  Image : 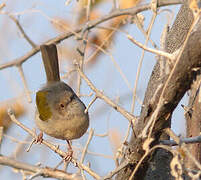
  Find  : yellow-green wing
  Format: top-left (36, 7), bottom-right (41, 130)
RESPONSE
top-left (36, 91), bottom-right (52, 121)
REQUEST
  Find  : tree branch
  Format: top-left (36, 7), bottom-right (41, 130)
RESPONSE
top-left (7, 108), bottom-right (101, 179)
top-left (0, 155), bottom-right (80, 180)
top-left (0, 0), bottom-right (182, 70)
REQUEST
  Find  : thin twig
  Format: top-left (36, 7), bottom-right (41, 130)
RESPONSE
top-left (61, 69), bottom-right (76, 79)
top-left (17, 65), bottom-right (32, 103)
top-left (130, 12), bottom-right (158, 115)
top-left (3, 134), bottom-right (30, 144)
top-left (80, 129), bottom-right (94, 163)
top-left (76, 22), bottom-right (90, 96)
top-left (85, 150), bottom-right (113, 159)
top-left (165, 128), bottom-right (201, 170)
top-left (127, 34), bottom-right (173, 60)
top-left (0, 3), bottom-right (5, 10)
top-left (103, 160), bottom-right (129, 180)
top-left (0, 0), bottom-right (183, 71)
top-left (0, 155), bottom-right (79, 180)
top-left (76, 65), bottom-right (136, 123)
top-left (133, 14), bottom-right (158, 48)
top-left (160, 135), bottom-right (201, 146)
top-left (11, 134), bottom-right (31, 159)
top-left (28, 170), bottom-right (43, 180)
top-left (80, 129), bottom-right (94, 179)
top-left (8, 14), bottom-right (36, 48)
top-left (86, 0), bottom-right (92, 21)
top-left (86, 26), bottom-right (133, 91)
top-left (85, 96), bottom-right (97, 113)
top-left (0, 127), bottom-right (3, 153)
top-left (112, 0), bottom-right (118, 10)
top-left (7, 108), bottom-right (101, 179)
top-left (151, 0), bottom-right (158, 13)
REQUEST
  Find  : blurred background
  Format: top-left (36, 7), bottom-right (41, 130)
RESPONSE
top-left (0, 0), bottom-right (185, 179)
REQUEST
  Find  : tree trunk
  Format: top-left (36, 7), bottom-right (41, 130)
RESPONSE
top-left (116, 1), bottom-right (198, 179)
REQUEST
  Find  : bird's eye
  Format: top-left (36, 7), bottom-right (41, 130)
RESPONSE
top-left (60, 103), bottom-right (65, 108)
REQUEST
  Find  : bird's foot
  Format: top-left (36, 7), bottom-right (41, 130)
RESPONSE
top-left (63, 149), bottom-right (73, 162)
top-left (35, 132), bottom-right (43, 144)
top-left (63, 140), bottom-right (73, 162)
top-left (27, 132), bottom-right (43, 152)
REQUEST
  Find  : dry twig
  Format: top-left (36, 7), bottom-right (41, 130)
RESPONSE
top-left (7, 108), bottom-right (101, 179)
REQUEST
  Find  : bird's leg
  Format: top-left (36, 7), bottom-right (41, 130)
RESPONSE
top-left (35, 131), bottom-right (43, 144)
top-left (63, 140), bottom-right (73, 162)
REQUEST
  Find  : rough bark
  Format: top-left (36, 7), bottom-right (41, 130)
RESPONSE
top-left (115, 1), bottom-right (201, 179)
top-left (185, 73), bottom-right (201, 169)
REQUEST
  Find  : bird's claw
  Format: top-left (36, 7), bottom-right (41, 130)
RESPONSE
top-left (35, 132), bottom-right (43, 144)
top-left (63, 149), bottom-right (73, 162)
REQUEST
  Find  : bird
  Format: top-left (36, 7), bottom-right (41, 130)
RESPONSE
top-left (35, 44), bottom-right (89, 160)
